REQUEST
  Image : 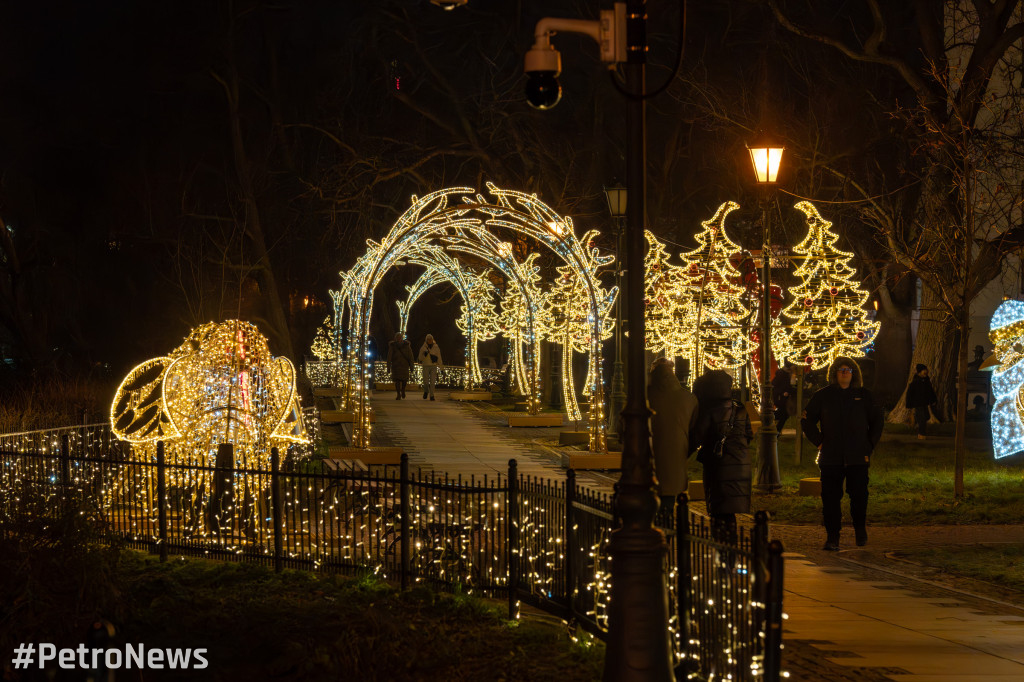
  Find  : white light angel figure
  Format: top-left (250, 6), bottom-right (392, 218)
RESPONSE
top-left (988, 299), bottom-right (1024, 459)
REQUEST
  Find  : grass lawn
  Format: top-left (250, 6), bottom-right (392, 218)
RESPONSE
top-left (896, 544), bottom-right (1024, 593)
top-left (111, 555), bottom-right (603, 681)
top-left (686, 425), bottom-right (1024, 525)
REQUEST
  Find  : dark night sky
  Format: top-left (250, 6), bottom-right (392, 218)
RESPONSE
top-left (0, 0), bottom-right (901, 379)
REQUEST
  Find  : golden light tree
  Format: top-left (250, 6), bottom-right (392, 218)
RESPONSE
top-left (455, 269), bottom-right (501, 386)
top-left (310, 316), bottom-right (337, 361)
top-left (678, 201), bottom-right (753, 373)
top-left (776, 201), bottom-right (879, 369)
top-left (546, 263), bottom-right (617, 422)
top-left (644, 230), bottom-right (693, 359)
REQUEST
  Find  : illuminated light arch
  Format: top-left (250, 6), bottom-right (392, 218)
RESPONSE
top-left (342, 184), bottom-right (613, 453)
top-left (989, 299), bottom-right (1024, 458)
top-left (443, 227), bottom-right (548, 413)
top-left (396, 247), bottom-right (500, 389)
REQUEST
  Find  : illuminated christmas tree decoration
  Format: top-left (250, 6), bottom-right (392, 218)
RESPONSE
top-left (776, 201), bottom-right (878, 369)
top-left (310, 316), bottom-right (338, 361)
top-left (988, 299), bottom-right (1024, 458)
top-left (678, 202), bottom-right (754, 374)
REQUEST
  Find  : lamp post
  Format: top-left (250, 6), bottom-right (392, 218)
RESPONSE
top-left (747, 140), bottom-right (784, 493)
top-left (525, 3), bottom-right (673, 678)
top-left (604, 182), bottom-right (627, 443)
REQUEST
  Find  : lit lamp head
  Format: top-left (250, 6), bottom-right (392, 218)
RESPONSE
top-left (603, 182), bottom-right (627, 219)
top-left (746, 138), bottom-right (785, 185)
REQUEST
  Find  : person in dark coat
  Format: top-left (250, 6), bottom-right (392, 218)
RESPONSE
top-left (689, 370), bottom-right (753, 544)
top-left (905, 364), bottom-right (938, 439)
top-left (387, 332), bottom-right (415, 399)
top-left (771, 364), bottom-right (795, 432)
top-left (647, 357), bottom-right (699, 515)
top-left (802, 356), bottom-right (883, 551)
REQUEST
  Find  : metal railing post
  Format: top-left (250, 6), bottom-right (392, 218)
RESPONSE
top-left (565, 468), bottom-right (576, 617)
top-left (60, 434), bottom-right (71, 488)
top-left (157, 441), bottom-right (168, 562)
top-left (400, 453), bottom-right (410, 590)
top-left (271, 447), bottom-right (283, 573)
top-left (507, 458), bottom-right (519, 621)
top-left (763, 539), bottom-right (785, 681)
top-left (675, 492), bottom-right (691, 677)
top-left (752, 510), bottom-right (770, 664)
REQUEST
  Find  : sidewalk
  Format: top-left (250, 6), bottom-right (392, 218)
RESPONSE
top-left (782, 553), bottom-right (1024, 681)
top-left (363, 392), bottom-right (1024, 680)
top-left (368, 389), bottom-right (569, 482)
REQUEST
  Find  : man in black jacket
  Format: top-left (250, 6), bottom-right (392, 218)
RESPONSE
top-left (801, 357), bottom-right (883, 551)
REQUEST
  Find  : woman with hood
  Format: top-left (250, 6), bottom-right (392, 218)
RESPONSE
top-left (387, 332), bottom-right (415, 399)
top-left (647, 357), bottom-right (699, 515)
top-left (689, 370), bottom-right (753, 543)
top-left (801, 356), bottom-right (883, 551)
top-left (418, 334), bottom-right (442, 400)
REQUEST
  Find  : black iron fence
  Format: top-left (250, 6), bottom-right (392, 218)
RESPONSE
top-left (1, 424), bottom-right (784, 681)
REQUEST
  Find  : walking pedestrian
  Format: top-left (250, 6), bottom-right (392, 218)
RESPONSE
top-left (647, 357), bottom-right (699, 516)
top-left (419, 334), bottom-right (442, 400)
top-left (905, 363), bottom-right (938, 440)
top-left (387, 332), bottom-right (415, 400)
top-left (689, 370), bottom-right (753, 549)
top-left (771, 363), bottom-right (795, 432)
top-left (801, 356), bottom-right (883, 551)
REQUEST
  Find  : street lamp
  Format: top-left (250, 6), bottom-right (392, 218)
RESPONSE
top-left (525, 3), bottom-right (674, 679)
top-left (747, 138), bottom-right (784, 493)
top-left (604, 182), bottom-right (627, 443)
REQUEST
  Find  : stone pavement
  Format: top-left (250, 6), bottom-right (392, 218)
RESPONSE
top-left (782, 552), bottom-right (1024, 681)
top-left (363, 391), bottom-right (1024, 680)
top-left (368, 389), bottom-right (577, 483)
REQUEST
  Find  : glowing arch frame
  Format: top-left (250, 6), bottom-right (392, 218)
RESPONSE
top-left (343, 183), bottom-right (612, 452)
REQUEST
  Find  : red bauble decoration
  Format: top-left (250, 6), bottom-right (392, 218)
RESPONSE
top-left (829, 287), bottom-right (838, 296)
top-left (805, 355), bottom-right (813, 364)
top-left (856, 331), bottom-right (865, 339)
top-left (804, 297), bottom-right (814, 307)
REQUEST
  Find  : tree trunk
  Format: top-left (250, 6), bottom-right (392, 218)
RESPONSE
top-left (215, 61), bottom-right (296, 361)
top-left (888, 285), bottom-right (956, 424)
top-left (871, 278), bottom-right (915, 408)
top-left (954, 305), bottom-right (969, 499)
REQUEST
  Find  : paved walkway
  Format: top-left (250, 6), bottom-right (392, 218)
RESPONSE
top-left (369, 390), bottom-right (572, 482)
top-left (360, 391), bottom-right (1024, 680)
top-left (782, 552), bottom-right (1024, 681)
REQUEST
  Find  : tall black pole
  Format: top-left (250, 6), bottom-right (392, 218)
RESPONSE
top-left (609, 215), bottom-right (627, 443)
top-left (756, 195), bottom-right (781, 491)
top-left (603, 1), bottom-right (674, 680)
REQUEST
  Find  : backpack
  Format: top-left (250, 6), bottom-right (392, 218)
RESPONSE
top-left (709, 401), bottom-right (738, 459)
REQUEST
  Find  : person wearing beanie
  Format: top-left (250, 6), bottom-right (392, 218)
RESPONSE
top-left (905, 364), bottom-right (938, 439)
top-left (801, 357), bottom-right (883, 551)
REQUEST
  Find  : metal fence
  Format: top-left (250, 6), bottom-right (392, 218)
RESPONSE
top-left (0, 424), bottom-right (783, 681)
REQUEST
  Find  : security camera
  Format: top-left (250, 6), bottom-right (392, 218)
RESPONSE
top-left (430, 0), bottom-right (468, 10)
top-left (524, 44), bottom-right (562, 110)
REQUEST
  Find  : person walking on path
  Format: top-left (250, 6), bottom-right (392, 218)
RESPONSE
top-left (905, 363), bottom-right (938, 440)
top-left (689, 370), bottom-right (753, 547)
top-left (647, 357), bottom-right (699, 516)
top-left (772, 363), bottom-right (795, 432)
top-left (419, 334), bottom-right (442, 400)
top-left (801, 356), bottom-right (883, 551)
top-left (387, 332), bottom-right (415, 400)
